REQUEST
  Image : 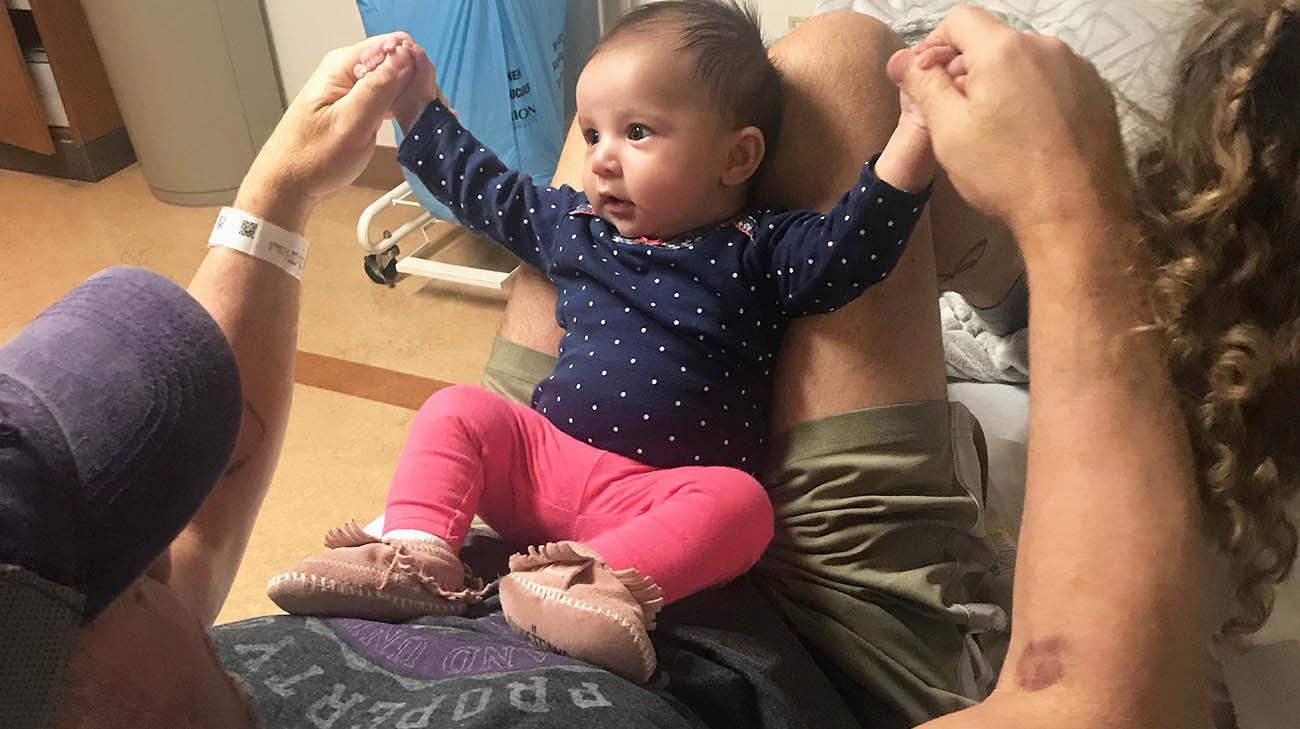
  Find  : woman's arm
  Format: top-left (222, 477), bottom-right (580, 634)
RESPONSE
top-left (897, 8), bottom-right (1211, 728)
top-left (164, 33), bottom-right (419, 625)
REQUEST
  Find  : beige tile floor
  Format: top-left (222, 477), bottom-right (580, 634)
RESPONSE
top-left (0, 162), bottom-right (525, 623)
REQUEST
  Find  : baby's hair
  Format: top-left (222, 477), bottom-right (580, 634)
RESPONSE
top-left (1135, 0), bottom-right (1300, 635)
top-left (594, 0), bottom-right (782, 169)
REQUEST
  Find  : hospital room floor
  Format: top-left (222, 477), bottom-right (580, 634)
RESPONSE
top-left (0, 163), bottom-right (523, 624)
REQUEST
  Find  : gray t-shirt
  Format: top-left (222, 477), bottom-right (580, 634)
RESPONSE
top-left (213, 573), bottom-right (864, 729)
top-left (214, 610), bottom-right (691, 728)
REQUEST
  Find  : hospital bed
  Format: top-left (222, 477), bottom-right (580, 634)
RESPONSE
top-left (354, 0), bottom-right (568, 288)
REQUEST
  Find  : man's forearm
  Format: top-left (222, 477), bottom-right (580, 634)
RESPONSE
top-left (999, 214), bottom-right (1210, 726)
top-left (150, 30), bottom-right (420, 624)
top-left (167, 179), bottom-right (310, 625)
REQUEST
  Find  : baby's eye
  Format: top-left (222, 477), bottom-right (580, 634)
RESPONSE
top-left (627, 124), bottom-right (652, 141)
top-left (583, 128), bottom-right (600, 145)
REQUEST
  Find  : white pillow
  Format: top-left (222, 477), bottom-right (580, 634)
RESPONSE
top-left (813, 0), bottom-right (1199, 161)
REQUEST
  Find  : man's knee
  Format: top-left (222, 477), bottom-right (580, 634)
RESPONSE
top-left (497, 266), bottom-right (562, 355)
top-left (757, 10), bottom-right (908, 211)
top-left (771, 10), bottom-right (904, 71)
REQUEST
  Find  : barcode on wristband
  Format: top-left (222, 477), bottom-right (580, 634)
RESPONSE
top-left (209, 207), bottom-right (308, 280)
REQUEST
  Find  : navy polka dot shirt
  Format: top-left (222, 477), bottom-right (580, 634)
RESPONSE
top-left (398, 102), bottom-right (929, 474)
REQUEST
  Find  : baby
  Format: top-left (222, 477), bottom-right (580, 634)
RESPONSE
top-left (270, 0), bottom-right (936, 682)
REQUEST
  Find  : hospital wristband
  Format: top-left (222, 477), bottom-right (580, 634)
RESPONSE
top-left (208, 207), bottom-right (309, 279)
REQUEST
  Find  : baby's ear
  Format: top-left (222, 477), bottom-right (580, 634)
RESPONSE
top-left (721, 126), bottom-right (765, 187)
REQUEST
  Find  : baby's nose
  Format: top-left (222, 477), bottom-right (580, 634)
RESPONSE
top-left (591, 144), bottom-right (620, 176)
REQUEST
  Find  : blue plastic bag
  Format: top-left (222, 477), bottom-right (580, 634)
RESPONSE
top-left (356, 0), bottom-right (567, 222)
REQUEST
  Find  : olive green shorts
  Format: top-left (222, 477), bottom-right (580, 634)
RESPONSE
top-left (482, 337), bottom-right (1007, 726)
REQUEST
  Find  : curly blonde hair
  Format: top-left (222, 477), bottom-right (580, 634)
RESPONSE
top-left (1135, 0), bottom-right (1300, 635)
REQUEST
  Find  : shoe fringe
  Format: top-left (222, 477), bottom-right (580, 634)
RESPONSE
top-left (610, 566), bottom-right (664, 630)
top-left (508, 541), bottom-right (664, 629)
top-left (323, 521), bottom-right (488, 603)
top-left (507, 541), bottom-right (593, 572)
top-left (324, 521), bottom-right (379, 549)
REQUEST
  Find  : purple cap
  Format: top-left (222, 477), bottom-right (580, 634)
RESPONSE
top-left (1, 267), bottom-right (243, 727)
top-left (0, 266), bottom-right (242, 618)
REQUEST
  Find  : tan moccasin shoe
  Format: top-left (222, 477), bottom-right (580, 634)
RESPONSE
top-left (498, 541), bottom-right (664, 683)
top-left (267, 522), bottom-right (486, 622)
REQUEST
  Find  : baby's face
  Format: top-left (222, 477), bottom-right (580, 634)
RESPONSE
top-left (575, 39), bottom-right (739, 240)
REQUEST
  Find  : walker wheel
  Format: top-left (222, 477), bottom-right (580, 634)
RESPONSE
top-left (364, 246), bottom-right (399, 287)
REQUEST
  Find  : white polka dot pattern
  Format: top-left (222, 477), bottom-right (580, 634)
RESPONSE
top-left (397, 103), bottom-right (929, 473)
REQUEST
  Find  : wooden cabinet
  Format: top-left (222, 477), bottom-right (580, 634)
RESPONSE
top-left (0, 0), bottom-right (134, 180)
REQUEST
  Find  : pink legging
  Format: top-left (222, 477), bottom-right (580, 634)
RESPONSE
top-left (383, 385), bottom-right (774, 605)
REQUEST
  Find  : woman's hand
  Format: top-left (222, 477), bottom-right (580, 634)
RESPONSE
top-left (235, 32), bottom-right (419, 233)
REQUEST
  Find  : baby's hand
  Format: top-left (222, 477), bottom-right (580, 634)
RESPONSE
top-left (890, 42), bottom-right (968, 134)
top-left (876, 42), bottom-right (969, 191)
top-left (356, 38), bottom-right (449, 133)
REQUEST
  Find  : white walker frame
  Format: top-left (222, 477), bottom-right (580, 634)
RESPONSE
top-left (356, 180), bottom-right (519, 289)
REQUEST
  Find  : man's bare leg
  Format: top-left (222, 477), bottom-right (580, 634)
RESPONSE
top-left (930, 176), bottom-right (1024, 310)
top-left (499, 266), bottom-right (564, 355)
top-left (756, 10), bottom-right (947, 433)
top-left (750, 17), bottom-right (1010, 723)
top-left (493, 121), bottom-right (581, 355)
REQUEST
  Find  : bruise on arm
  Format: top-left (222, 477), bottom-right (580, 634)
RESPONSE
top-left (1015, 636), bottom-right (1066, 692)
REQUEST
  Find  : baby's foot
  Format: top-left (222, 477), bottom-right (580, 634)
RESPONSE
top-left (499, 542), bottom-right (664, 683)
top-left (267, 521), bottom-right (486, 622)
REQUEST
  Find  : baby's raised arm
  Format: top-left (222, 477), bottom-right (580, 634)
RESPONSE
top-left (874, 42), bottom-right (968, 193)
top-left (363, 39), bottom-right (451, 134)
top-left (378, 41), bottom-right (575, 274)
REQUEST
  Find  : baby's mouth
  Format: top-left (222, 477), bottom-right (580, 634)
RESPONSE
top-left (601, 194), bottom-right (633, 214)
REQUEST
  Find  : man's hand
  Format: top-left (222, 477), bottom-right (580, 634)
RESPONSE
top-left (236, 32), bottom-right (418, 233)
top-left (891, 7), bottom-right (1133, 243)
